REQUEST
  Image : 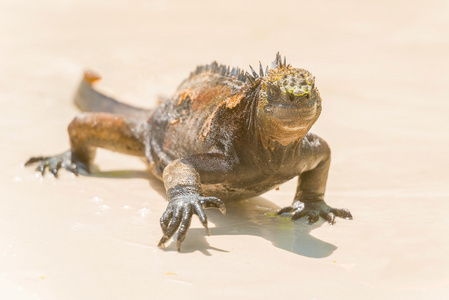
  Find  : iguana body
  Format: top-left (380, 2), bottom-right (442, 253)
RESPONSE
top-left (26, 53), bottom-right (352, 250)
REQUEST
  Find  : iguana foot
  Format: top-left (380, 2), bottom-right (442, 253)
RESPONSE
top-left (277, 200), bottom-right (352, 225)
top-left (25, 150), bottom-right (86, 177)
top-left (158, 195), bottom-right (226, 251)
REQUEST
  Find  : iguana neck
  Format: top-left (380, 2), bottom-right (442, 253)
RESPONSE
top-left (255, 118), bottom-right (310, 151)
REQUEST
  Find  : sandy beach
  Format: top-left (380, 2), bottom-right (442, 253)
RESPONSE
top-left (1, 0), bottom-right (449, 299)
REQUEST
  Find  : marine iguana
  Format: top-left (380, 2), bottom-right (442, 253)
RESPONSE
top-left (26, 53), bottom-right (352, 250)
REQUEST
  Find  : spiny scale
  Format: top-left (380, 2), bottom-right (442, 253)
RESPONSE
top-left (249, 65), bottom-right (258, 78)
top-left (190, 52), bottom-right (289, 84)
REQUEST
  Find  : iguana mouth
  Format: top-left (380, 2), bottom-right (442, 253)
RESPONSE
top-left (264, 102), bottom-right (318, 120)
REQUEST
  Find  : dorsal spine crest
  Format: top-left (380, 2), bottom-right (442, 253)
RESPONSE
top-left (189, 52), bottom-right (289, 84)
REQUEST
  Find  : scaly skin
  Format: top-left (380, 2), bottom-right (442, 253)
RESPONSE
top-left (26, 53), bottom-right (352, 251)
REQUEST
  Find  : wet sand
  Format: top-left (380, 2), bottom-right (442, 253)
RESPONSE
top-left (1, 0), bottom-right (449, 299)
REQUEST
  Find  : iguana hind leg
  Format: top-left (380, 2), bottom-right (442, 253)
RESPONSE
top-left (26, 112), bottom-right (148, 176)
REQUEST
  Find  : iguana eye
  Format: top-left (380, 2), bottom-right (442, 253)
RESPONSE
top-left (267, 84), bottom-right (281, 101)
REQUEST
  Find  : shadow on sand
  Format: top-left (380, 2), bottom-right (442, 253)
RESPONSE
top-left (88, 168), bottom-right (337, 258)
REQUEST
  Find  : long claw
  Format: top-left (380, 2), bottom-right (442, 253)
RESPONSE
top-left (35, 164), bottom-right (46, 176)
top-left (291, 209), bottom-right (306, 221)
top-left (164, 208), bottom-right (182, 241)
top-left (49, 160), bottom-right (62, 177)
top-left (176, 206), bottom-right (193, 251)
top-left (326, 212), bottom-right (336, 225)
top-left (65, 163), bottom-right (79, 175)
top-left (160, 209), bottom-right (173, 234)
top-left (332, 208), bottom-right (353, 220)
top-left (306, 211), bottom-right (319, 224)
top-left (158, 236), bottom-right (169, 248)
top-left (204, 223), bottom-right (210, 236)
top-left (193, 202), bottom-right (210, 236)
top-left (49, 168), bottom-right (58, 177)
top-left (291, 202), bottom-right (306, 220)
top-left (277, 206), bottom-right (294, 215)
top-left (25, 156), bottom-right (45, 166)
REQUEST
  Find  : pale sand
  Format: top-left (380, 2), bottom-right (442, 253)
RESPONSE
top-left (1, 0), bottom-right (449, 299)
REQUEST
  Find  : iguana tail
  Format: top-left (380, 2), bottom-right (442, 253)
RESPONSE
top-left (74, 71), bottom-right (151, 117)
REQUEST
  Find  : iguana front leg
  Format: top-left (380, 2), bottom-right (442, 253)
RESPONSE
top-left (25, 112), bottom-right (147, 175)
top-left (158, 154), bottom-right (230, 251)
top-left (278, 133), bottom-right (352, 224)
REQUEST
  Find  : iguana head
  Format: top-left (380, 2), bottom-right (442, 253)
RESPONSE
top-left (248, 53), bottom-right (322, 146)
